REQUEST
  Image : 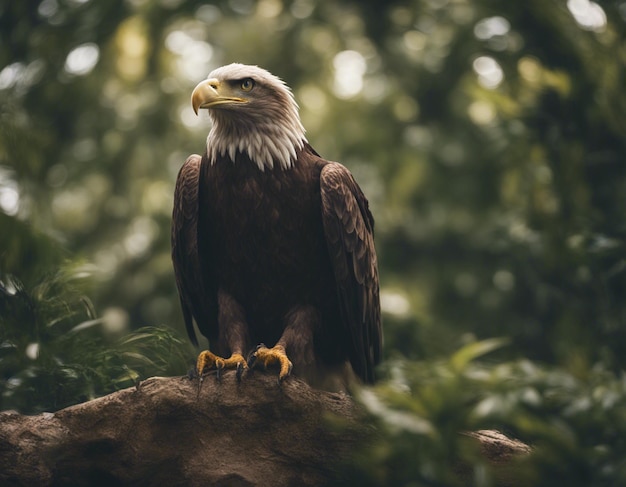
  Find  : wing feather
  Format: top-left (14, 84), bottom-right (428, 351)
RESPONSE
top-left (171, 154), bottom-right (217, 345)
top-left (320, 163), bottom-right (382, 383)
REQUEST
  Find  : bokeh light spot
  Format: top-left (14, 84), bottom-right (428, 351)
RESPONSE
top-left (567, 0), bottom-right (606, 32)
top-left (473, 56), bottom-right (503, 89)
top-left (64, 43), bottom-right (100, 76)
top-left (332, 50), bottom-right (367, 99)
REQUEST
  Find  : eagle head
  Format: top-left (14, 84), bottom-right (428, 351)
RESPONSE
top-left (191, 63), bottom-right (306, 171)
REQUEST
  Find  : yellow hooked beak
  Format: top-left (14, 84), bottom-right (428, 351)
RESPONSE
top-left (191, 78), bottom-right (249, 115)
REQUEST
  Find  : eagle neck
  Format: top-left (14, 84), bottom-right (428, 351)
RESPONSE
top-left (206, 112), bottom-right (307, 172)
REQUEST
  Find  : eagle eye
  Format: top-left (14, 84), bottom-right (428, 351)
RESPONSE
top-left (240, 78), bottom-right (255, 92)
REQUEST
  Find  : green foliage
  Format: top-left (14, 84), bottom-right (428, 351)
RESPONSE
top-left (0, 267), bottom-right (193, 414)
top-left (349, 342), bottom-right (626, 486)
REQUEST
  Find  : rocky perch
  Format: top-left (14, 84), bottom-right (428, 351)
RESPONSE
top-left (0, 372), bottom-right (530, 486)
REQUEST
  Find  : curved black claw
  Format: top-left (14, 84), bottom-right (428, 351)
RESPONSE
top-left (236, 361), bottom-right (245, 382)
top-left (246, 343), bottom-right (266, 370)
top-left (216, 362), bottom-right (224, 382)
top-left (275, 362), bottom-right (294, 386)
top-left (187, 367), bottom-right (198, 381)
top-left (281, 362), bottom-right (293, 383)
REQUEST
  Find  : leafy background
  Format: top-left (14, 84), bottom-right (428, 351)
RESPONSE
top-left (2, 0), bottom-right (626, 484)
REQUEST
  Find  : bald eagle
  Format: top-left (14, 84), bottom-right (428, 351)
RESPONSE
top-left (172, 63), bottom-right (381, 388)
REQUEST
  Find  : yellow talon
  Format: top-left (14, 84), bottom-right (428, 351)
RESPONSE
top-left (248, 344), bottom-right (293, 381)
top-left (196, 351), bottom-right (247, 380)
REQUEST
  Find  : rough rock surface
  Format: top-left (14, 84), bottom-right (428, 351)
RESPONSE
top-left (0, 372), bottom-right (363, 487)
top-left (0, 371), bottom-right (531, 486)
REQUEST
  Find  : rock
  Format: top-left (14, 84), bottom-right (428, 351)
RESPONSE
top-left (0, 371), bottom-right (532, 486)
top-left (0, 372), bottom-right (363, 487)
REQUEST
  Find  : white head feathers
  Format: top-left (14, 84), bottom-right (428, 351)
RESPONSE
top-left (202, 63), bottom-right (307, 171)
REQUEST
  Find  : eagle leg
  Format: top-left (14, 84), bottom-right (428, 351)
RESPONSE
top-left (196, 350), bottom-right (247, 382)
top-left (247, 344), bottom-right (293, 383)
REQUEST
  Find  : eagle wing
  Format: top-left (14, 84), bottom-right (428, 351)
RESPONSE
top-left (171, 154), bottom-right (217, 346)
top-left (320, 162), bottom-right (382, 383)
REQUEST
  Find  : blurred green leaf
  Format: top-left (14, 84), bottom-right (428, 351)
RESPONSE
top-left (450, 338), bottom-right (509, 372)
